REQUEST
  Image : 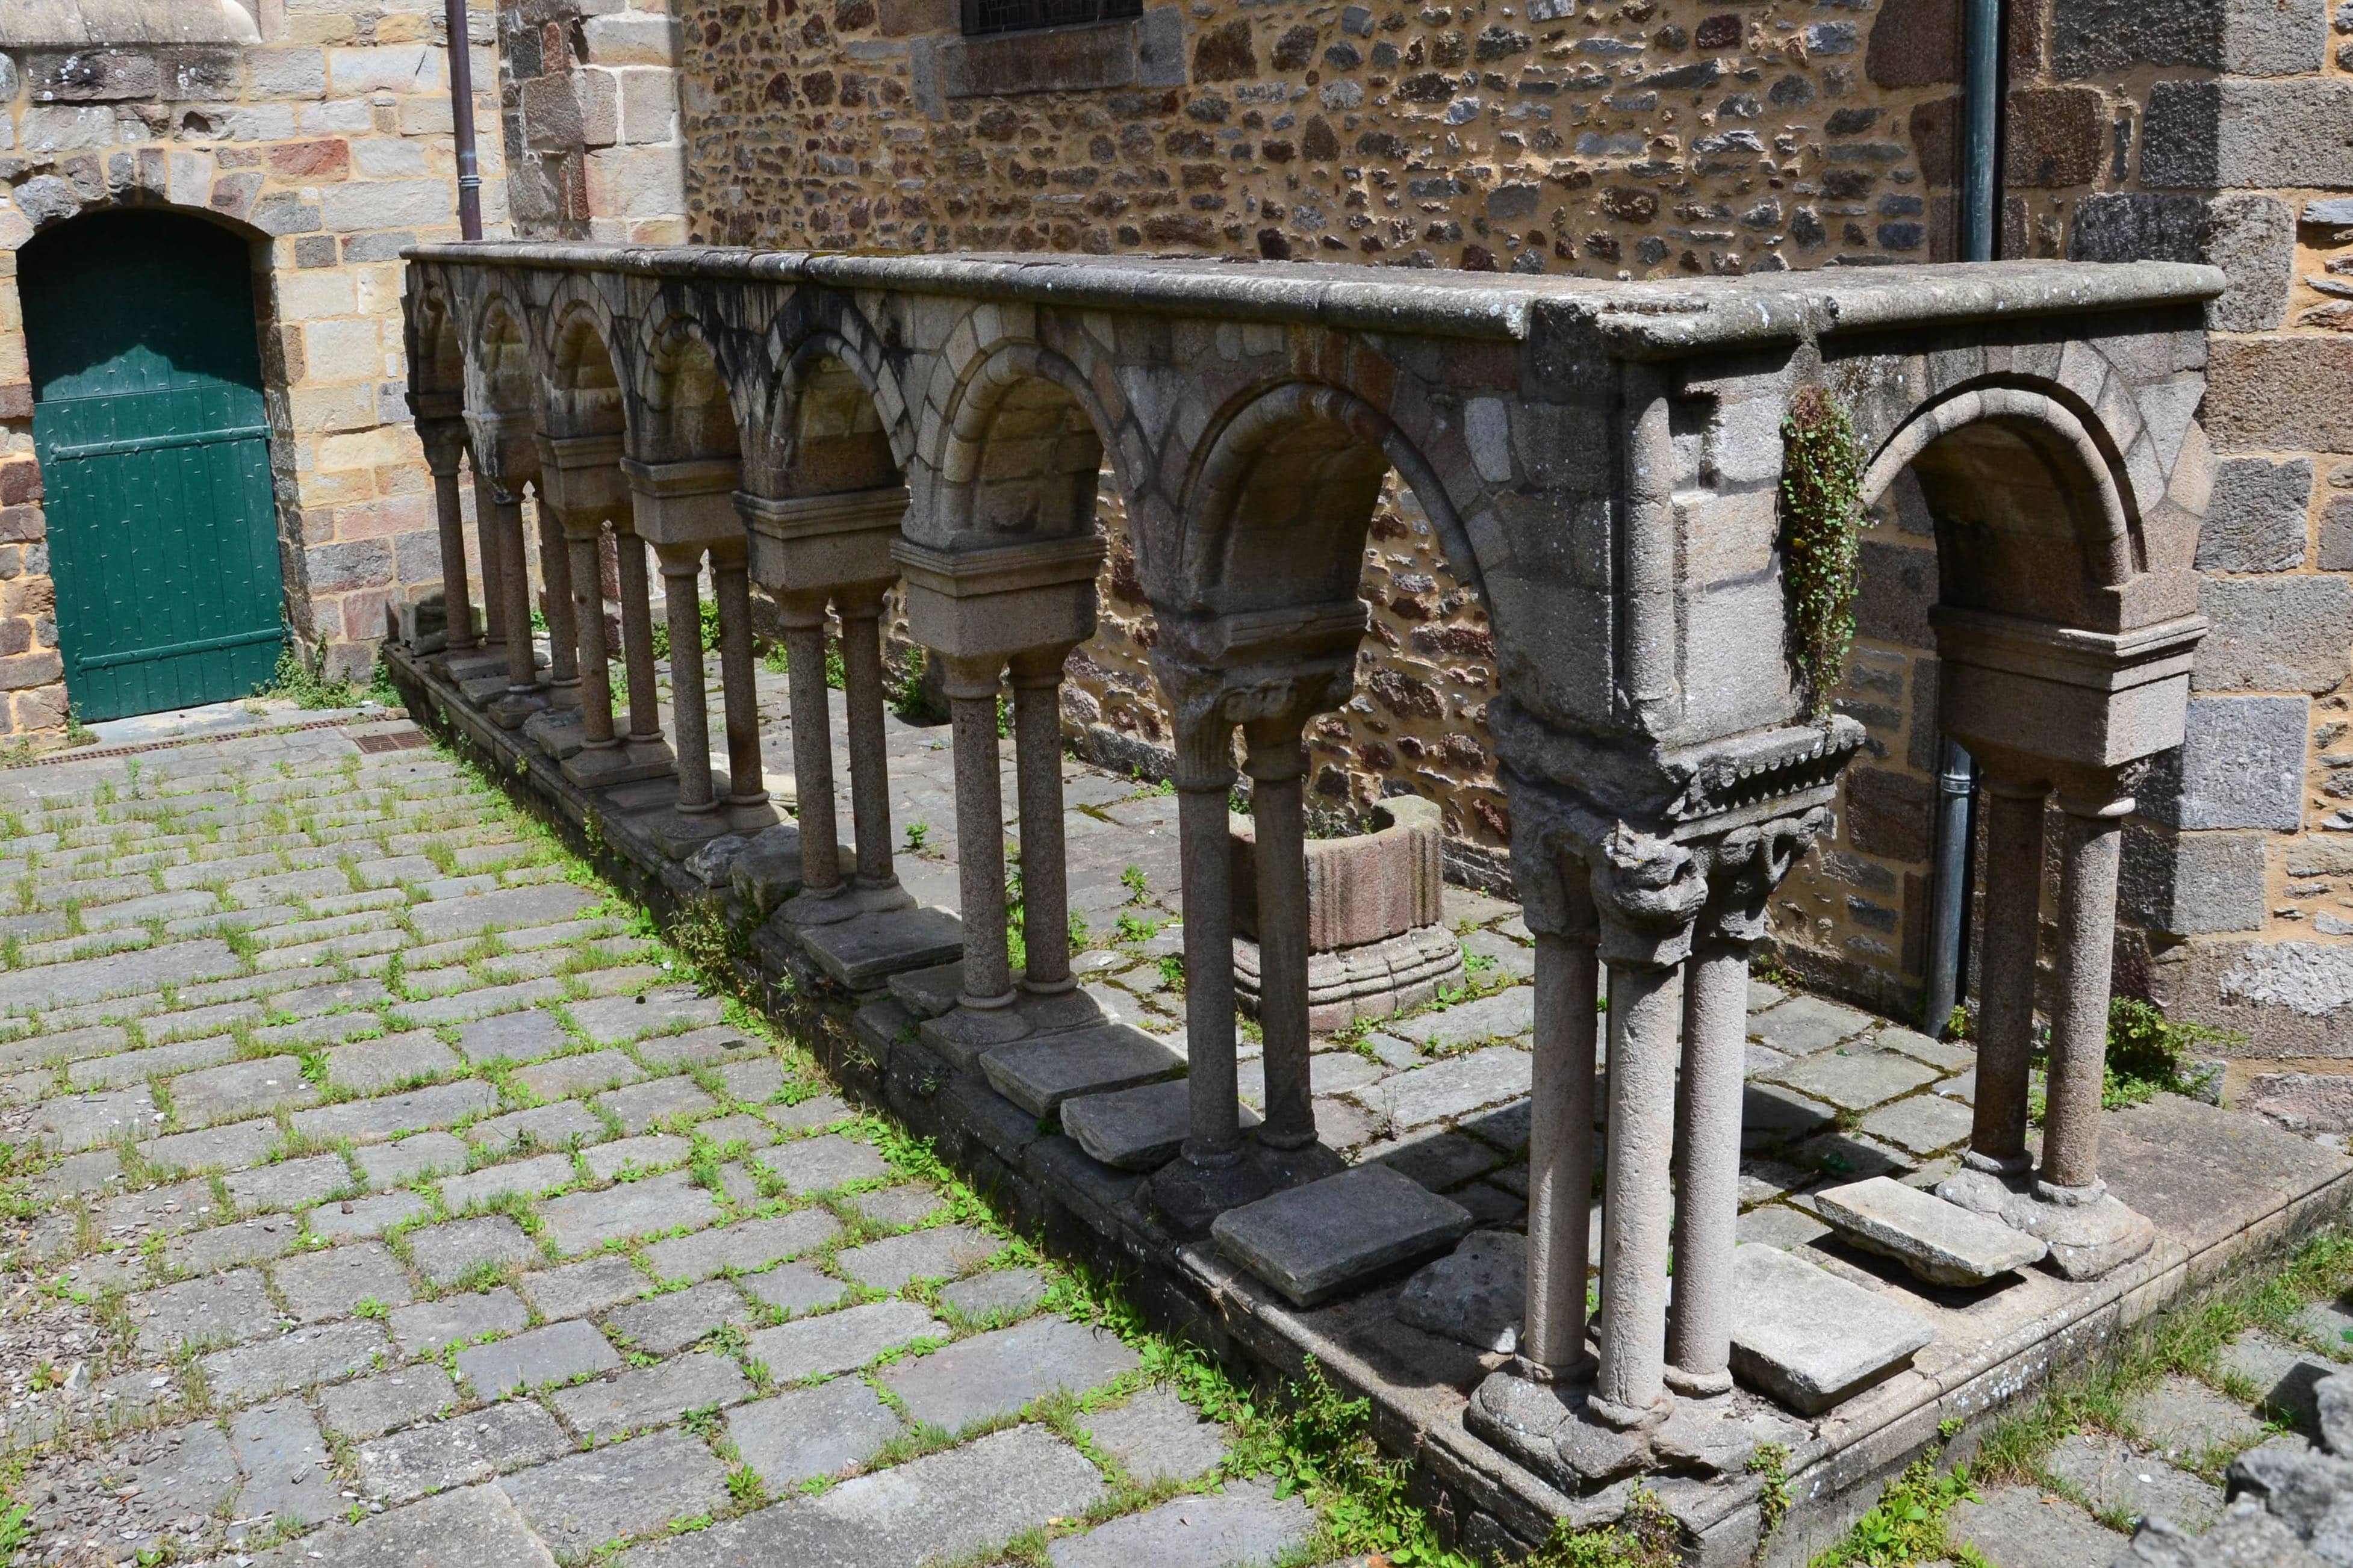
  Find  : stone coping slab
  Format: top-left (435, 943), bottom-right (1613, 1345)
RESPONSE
top-left (1210, 1162), bottom-right (1472, 1308)
top-left (1813, 1175), bottom-right (2048, 1286)
top-left (1726, 1244), bottom-right (1936, 1415)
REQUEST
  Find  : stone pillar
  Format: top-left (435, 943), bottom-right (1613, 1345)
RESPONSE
top-left (2042, 786), bottom-right (2132, 1195)
top-left (1965, 773), bottom-right (2048, 1178)
top-left (776, 589), bottom-right (842, 901)
top-left (1009, 645), bottom-right (1076, 996)
top-left (418, 421), bottom-right (476, 654)
top-left (1242, 713), bottom-right (1315, 1151)
top-left (1176, 713), bottom-right (1245, 1169)
top-left (1520, 925), bottom-right (1599, 1380)
top-left (534, 495), bottom-right (581, 708)
top-left (496, 484), bottom-right (537, 695)
top-left (942, 654), bottom-right (1019, 1017)
top-left (472, 470), bottom-right (509, 649)
top-left (564, 517), bottom-right (617, 748)
top-left (1666, 931), bottom-right (1748, 1398)
top-left (710, 538), bottom-right (765, 807)
top-left (836, 582), bottom-right (898, 891)
top-left (658, 545), bottom-right (716, 814)
top-left (615, 527), bottom-right (663, 744)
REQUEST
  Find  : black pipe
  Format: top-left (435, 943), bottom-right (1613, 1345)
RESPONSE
top-left (447, 0), bottom-right (482, 241)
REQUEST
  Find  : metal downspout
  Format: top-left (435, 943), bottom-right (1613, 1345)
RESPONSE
top-left (447, 0), bottom-right (483, 241)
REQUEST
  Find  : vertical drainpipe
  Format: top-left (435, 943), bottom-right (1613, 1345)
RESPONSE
top-left (1921, 0), bottom-right (2002, 1036)
top-left (447, 0), bottom-right (483, 241)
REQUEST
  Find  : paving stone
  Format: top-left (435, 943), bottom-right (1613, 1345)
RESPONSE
top-left (884, 1315), bottom-right (1141, 1431)
top-left (138, 1117), bottom-right (282, 1174)
top-left (2042, 1430), bottom-right (2225, 1528)
top-left (1857, 1091), bottom-right (1977, 1155)
top-left (1348, 1046), bottom-right (1531, 1130)
top-left (312, 1189), bottom-right (432, 1242)
top-left (454, 1318), bottom-right (621, 1395)
top-left (1813, 1176), bottom-right (2048, 1286)
top-left (248, 1482), bottom-right (560, 1568)
top-left (392, 1288), bottom-right (530, 1356)
top-left (1401, 987), bottom-right (1536, 1050)
top-left (638, 1025), bottom-right (763, 1070)
top-left (727, 1378), bottom-right (904, 1489)
top-left (228, 1398), bottom-right (337, 1530)
top-left (408, 882), bottom-right (597, 940)
top-left (1770, 1047), bottom-right (1943, 1114)
top-left (552, 1350), bottom-right (751, 1439)
top-left (538, 1170), bottom-right (719, 1254)
top-left (981, 1022), bottom-right (1185, 1116)
top-left (718, 1058), bottom-right (789, 1105)
top-left (1048, 1477), bottom-right (1314, 1568)
top-left (355, 1129), bottom-right (470, 1186)
top-left (294, 1079), bottom-right (499, 1143)
top-left (580, 1132), bottom-right (691, 1180)
top-left (99, 1175), bottom-right (225, 1237)
top-left (836, 1223), bottom-right (998, 1291)
top-left (33, 1084), bottom-right (157, 1150)
top-left (2218, 1330), bottom-right (2336, 1436)
top-left (1084, 1386), bottom-right (1232, 1483)
top-left (170, 1055), bottom-right (317, 1124)
top-left (1750, 994), bottom-right (1878, 1055)
top-left (842, 1182), bottom-right (946, 1229)
top-left (522, 1254), bottom-right (651, 1321)
top-left (567, 986), bottom-right (727, 1045)
top-left (765, 1092), bottom-right (852, 1133)
top-left (502, 1427), bottom-right (730, 1557)
top-left (468, 1100), bottom-right (607, 1152)
top-left (515, 1047), bottom-right (643, 1100)
top-left (1948, 1482), bottom-right (2130, 1568)
top-left (604, 1278), bottom-right (751, 1354)
top-left (2125, 1374), bottom-right (2273, 1465)
top-left (355, 1401), bottom-right (573, 1504)
top-left (1365, 1128), bottom-right (1506, 1191)
top-left (400, 977), bottom-right (567, 1027)
top-left (690, 1111), bottom-right (775, 1149)
top-left (163, 1213), bottom-right (304, 1274)
top-left (128, 1268), bottom-right (275, 1354)
top-left (1396, 1229), bottom-right (1526, 1353)
top-left (318, 1365), bottom-right (460, 1441)
top-left (455, 1007), bottom-right (570, 1063)
top-left (326, 1031), bottom-right (465, 1094)
top-left (69, 1033), bottom-right (237, 1089)
top-left (274, 1241), bottom-right (415, 1322)
top-left (736, 1260), bottom-right (853, 1318)
top-left (1742, 1082), bottom-right (1841, 1148)
top-left (200, 1318), bottom-right (390, 1402)
top-left (0, 938), bottom-right (237, 1012)
top-left (408, 1215), bottom-right (538, 1288)
top-left (744, 1300), bottom-right (946, 1381)
top-left (1211, 1162), bottom-right (1474, 1308)
top-left (228, 1151), bottom-right (353, 1213)
top-left (442, 1151), bottom-right (577, 1210)
top-left (940, 1265), bottom-right (1049, 1322)
top-left (1726, 1244), bottom-right (1934, 1414)
top-left (1738, 1202), bottom-right (1835, 1252)
top-left (752, 1132), bottom-right (892, 1195)
top-left (598, 1074), bottom-right (719, 1132)
top-left (644, 1211), bottom-right (841, 1282)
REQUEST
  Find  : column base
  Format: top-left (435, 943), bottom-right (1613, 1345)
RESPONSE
top-left (1935, 1165), bottom-right (2156, 1280)
top-left (544, 678), bottom-right (583, 712)
top-left (562, 739), bottom-right (675, 791)
top-left (642, 807), bottom-right (735, 861)
top-left (522, 706), bottom-right (589, 760)
top-left (780, 881), bottom-right (916, 928)
top-left (1145, 1136), bottom-right (1344, 1239)
top-left (443, 649), bottom-right (508, 687)
top-left (488, 689), bottom-right (551, 730)
top-left (919, 1001), bottom-right (1034, 1070)
top-left (1662, 1366), bottom-right (1734, 1399)
top-left (1466, 1368), bottom-right (1758, 1493)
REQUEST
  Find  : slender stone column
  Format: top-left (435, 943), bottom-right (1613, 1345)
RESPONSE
top-left (659, 547), bottom-right (716, 814)
top-left (1520, 926), bottom-right (1599, 1379)
top-left (1009, 646), bottom-right (1076, 994)
top-left (1242, 714), bottom-right (1314, 1150)
top-left (1591, 949), bottom-right (1683, 1428)
top-left (710, 539), bottom-right (765, 807)
top-left (420, 426), bottom-right (476, 653)
top-left (777, 590), bottom-right (842, 899)
top-left (2041, 787), bottom-right (2132, 1195)
top-left (535, 497), bottom-right (581, 708)
top-left (491, 483), bottom-right (538, 695)
top-left (615, 527), bottom-right (662, 744)
top-left (471, 470), bottom-right (509, 649)
top-left (942, 654), bottom-right (1018, 1012)
top-left (1667, 931), bottom-right (1748, 1398)
top-left (1966, 775), bottom-right (2048, 1176)
top-left (1175, 724), bottom-right (1244, 1168)
top-left (564, 519), bottom-right (617, 748)
top-left (836, 583), bottom-right (897, 890)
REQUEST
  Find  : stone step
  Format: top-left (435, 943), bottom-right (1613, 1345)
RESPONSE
top-left (1210, 1161), bottom-right (1473, 1309)
top-left (1812, 1175), bottom-right (2047, 1286)
top-left (1727, 1243), bottom-right (1935, 1414)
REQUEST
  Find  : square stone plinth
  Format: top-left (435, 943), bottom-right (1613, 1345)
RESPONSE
top-left (1727, 1243), bottom-right (1934, 1414)
top-left (1210, 1162), bottom-right (1473, 1308)
top-left (1813, 1176), bottom-right (2047, 1286)
top-left (979, 1024), bottom-right (1184, 1117)
top-left (794, 907), bottom-right (966, 990)
top-left (1061, 1079), bottom-right (1260, 1171)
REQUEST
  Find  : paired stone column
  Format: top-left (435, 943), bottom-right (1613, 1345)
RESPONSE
top-left (711, 539), bottom-right (766, 808)
top-left (415, 417), bottom-right (477, 656)
top-left (656, 544), bottom-right (718, 816)
top-left (774, 588), bottom-right (845, 906)
top-left (2041, 784), bottom-right (2133, 1197)
top-left (1242, 711), bottom-right (1316, 1151)
top-left (564, 516), bottom-right (617, 747)
top-left (1960, 772), bottom-right (2048, 1180)
top-left (485, 478), bottom-right (549, 730)
top-left (836, 582), bottom-right (898, 892)
top-left (471, 469), bottom-right (509, 650)
top-left (533, 496), bottom-right (581, 710)
top-left (1175, 722), bottom-right (1245, 1167)
top-left (941, 651), bottom-right (1021, 1023)
top-left (615, 527), bottom-right (664, 745)
top-left (1519, 920), bottom-right (1599, 1381)
top-left (1010, 644), bottom-right (1080, 999)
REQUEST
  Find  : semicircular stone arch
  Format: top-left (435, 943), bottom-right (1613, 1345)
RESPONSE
top-left (753, 308), bottom-right (916, 501)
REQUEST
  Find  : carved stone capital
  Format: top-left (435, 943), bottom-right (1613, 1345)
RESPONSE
top-left (415, 416), bottom-right (468, 477)
top-left (1589, 823), bottom-right (1706, 968)
top-left (1695, 805), bottom-right (1832, 945)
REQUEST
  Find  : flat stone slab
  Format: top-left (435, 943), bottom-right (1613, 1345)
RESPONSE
top-left (1062, 1080), bottom-right (1266, 1172)
top-left (644, 1211), bottom-right (841, 1282)
top-left (567, 985), bottom-right (727, 1045)
top-left (598, 1074), bottom-right (718, 1132)
top-left (514, 1048), bottom-right (642, 1099)
top-left (743, 1300), bottom-right (945, 1381)
top-left (1046, 1477), bottom-right (1314, 1568)
top-left (1211, 1161), bottom-right (1473, 1308)
top-left (883, 1315), bottom-right (1140, 1431)
top-left (275, 1241), bottom-right (416, 1322)
top-left (2125, 1373), bottom-right (2274, 1466)
top-left (603, 1279), bottom-right (751, 1356)
top-left (319, 1366), bottom-right (460, 1442)
top-left (313, 1190), bottom-right (432, 1242)
top-left (1084, 1387), bottom-right (1231, 1483)
top-left (129, 1268), bottom-right (275, 1354)
top-left (1947, 1482), bottom-right (2128, 1568)
top-left (582, 1133), bottom-right (691, 1180)
top-left (409, 882), bottom-right (596, 940)
top-left (1395, 1229), bottom-right (1526, 1353)
top-left (537, 1170), bottom-right (720, 1254)
top-left (836, 1223), bottom-right (998, 1291)
top-left (1814, 1176), bottom-right (2048, 1286)
top-left (201, 1319), bottom-right (390, 1403)
top-left (391, 1288), bottom-right (530, 1357)
top-left (171, 1055), bottom-right (317, 1124)
top-left (247, 1481), bottom-right (558, 1568)
top-left (729, 1379), bottom-right (904, 1489)
top-left (293, 1079), bottom-right (499, 1143)
top-left (455, 1007), bottom-right (570, 1062)
top-left (409, 1215), bottom-right (538, 1287)
top-left (736, 1261), bottom-right (851, 1319)
top-left (752, 1132), bottom-right (891, 1195)
top-left (454, 1318), bottom-right (622, 1395)
top-left (980, 1023), bottom-right (1184, 1116)
top-left (502, 1428), bottom-right (730, 1558)
top-left (795, 904), bottom-right (966, 989)
top-left (327, 1031), bottom-right (464, 1094)
top-left (1727, 1242), bottom-right (1935, 1414)
top-left (1857, 1091), bottom-right (1977, 1155)
top-left (228, 1402), bottom-right (332, 1530)
top-left (550, 1349), bottom-right (750, 1439)
top-left (1750, 994), bottom-right (1877, 1055)
top-left (442, 1151), bottom-right (577, 1210)
top-left (523, 1255), bottom-right (651, 1321)
top-left (355, 1401), bottom-right (570, 1504)
top-left (940, 1265), bottom-right (1049, 1323)
top-left (1769, 1047), bottom-right (1942, 1113)
top-left (356, 1130), bottom-right (470, 1186)
top-left (1347, 1045), bottom-right (1531, 1130)
top-left (2042, 1430), bottom-right (2224, 1529)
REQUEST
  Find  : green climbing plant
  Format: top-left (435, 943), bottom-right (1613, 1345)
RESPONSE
top-left (1780, 383), bottom-right (1872, 720)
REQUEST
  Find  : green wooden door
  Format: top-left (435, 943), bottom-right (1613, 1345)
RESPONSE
top-left (24, 209), bottom-right (285, 721)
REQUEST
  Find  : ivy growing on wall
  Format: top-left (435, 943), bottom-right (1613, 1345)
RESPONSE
top-left (1779, 384), bottom-right (1871, 720)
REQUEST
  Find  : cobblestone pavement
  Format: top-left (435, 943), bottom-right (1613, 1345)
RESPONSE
top-left (0, 714), bottom-right (1330, 1567)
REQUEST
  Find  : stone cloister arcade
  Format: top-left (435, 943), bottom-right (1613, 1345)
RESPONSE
top-left (399, 244), bottom-right (2224, 1533)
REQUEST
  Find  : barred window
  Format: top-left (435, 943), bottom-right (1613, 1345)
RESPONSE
top-left (960, 0), bottom-right (1143, 37)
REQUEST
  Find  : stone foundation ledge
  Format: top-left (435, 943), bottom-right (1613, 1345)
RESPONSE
top-left (385, 643), bottom-right (2353, 1565)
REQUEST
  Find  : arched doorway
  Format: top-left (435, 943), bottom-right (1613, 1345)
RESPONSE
top-left (23, 208), bottom-right (285, 720)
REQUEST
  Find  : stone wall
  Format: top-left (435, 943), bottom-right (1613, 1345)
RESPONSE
top-left (0, 0), bottom-right (505, 739)
top-left (494, 0), bottom-right (689, 243)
